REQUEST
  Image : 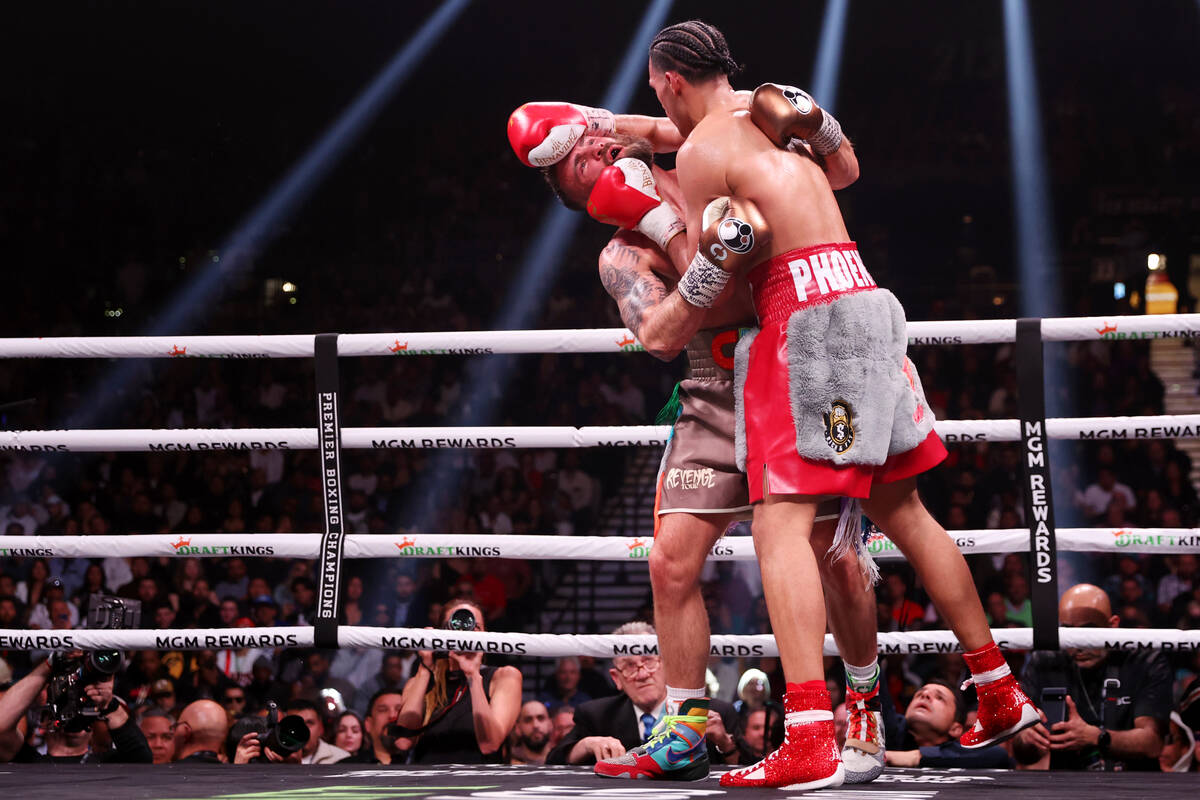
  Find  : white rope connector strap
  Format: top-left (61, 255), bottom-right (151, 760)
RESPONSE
top-left (785, 709), bottom-right (835, 726)
top-left (961, 662), bottom-right (1012, 690)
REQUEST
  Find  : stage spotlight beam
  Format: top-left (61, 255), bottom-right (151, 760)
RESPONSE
top-left (1003, 0), bottom-right (1060, 320)
top-left (151, 0), bottom-right (472, 337)
top-left (403, 0), bottom-right (676, 528)
top-left (67, 0), bottom-right (471, 428)
top-left (811, 0), bottom-right (849, 114)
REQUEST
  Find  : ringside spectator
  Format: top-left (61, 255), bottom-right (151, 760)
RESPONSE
top-left (1013, 583), bottom-right (1170, 770)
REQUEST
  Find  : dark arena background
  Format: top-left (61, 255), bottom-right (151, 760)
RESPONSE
top-left (0, 0), bottom-right (1198, 798)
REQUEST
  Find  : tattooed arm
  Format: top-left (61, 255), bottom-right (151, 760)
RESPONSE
top-left (598, 232), bottom-right (709, 361)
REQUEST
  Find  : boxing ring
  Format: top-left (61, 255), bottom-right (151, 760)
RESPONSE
top-left (2, 762), bottom-right (1195, 799)
top-left (1, 313), bottom-right (1199, 796)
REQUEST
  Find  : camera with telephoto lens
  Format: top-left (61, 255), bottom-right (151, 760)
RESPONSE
top-left (256, 701), bottom-right (310, 759)
top-left (45, 595), bottom-right (141, 731)
top-left (432, 607), bottom-right (477, 662)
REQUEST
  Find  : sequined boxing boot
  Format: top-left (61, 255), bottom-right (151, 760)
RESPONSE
top-left (720, 681), bottom-right (844, 790)
top-left (959, 642), bottom-right (1040, 749)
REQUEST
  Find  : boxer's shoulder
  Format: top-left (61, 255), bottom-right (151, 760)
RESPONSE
top-left (692, 108), bottom-right (751, 143)
top-left (601, 231), bottom-right (674, 279)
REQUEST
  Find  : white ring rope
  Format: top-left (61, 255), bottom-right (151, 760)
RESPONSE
top-left (4, 316), bottom-right (1198, 657)
top-left (0, 626), bottom-right (1195, 655)
top-left (3, 528), bottom-right (1197, 560)
top-left (4, 414), bottom-right (1200, 452)
top-left (0, 314), bottom-right (1196, 359)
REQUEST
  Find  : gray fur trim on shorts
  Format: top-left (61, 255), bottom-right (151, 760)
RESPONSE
top-left (784, 289), bottom-right (935, 467)
top-left (732, 327), bottom-right (759, 474)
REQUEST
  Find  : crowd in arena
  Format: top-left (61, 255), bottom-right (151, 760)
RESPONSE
top-left (1, 313), bottom-right (1199, 770)
top-left (2, 0), bottom-right (1199, 777)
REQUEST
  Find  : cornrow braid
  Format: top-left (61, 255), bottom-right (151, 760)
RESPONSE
top-left (649, 20), bottom-right (742, 83)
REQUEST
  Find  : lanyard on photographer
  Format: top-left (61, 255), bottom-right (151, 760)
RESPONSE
top-left (1016, 318), bottom-right (1060, 651)
top-left (314, 333), bottom-right (345, 649)
top-left (1071, 658), bottom-right (1122, 727)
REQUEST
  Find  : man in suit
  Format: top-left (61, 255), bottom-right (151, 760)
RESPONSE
top-left (547, 621), bottom-right (740, 767)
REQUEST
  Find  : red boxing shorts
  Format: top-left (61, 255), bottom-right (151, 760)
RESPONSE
top-left (734, 242), bottom-right (947, 502)
top-left (654, 327), bottom-right (841, 531)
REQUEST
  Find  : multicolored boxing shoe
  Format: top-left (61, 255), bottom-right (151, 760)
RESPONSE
top-left (594, 700), bottom-right (710, 781)
top-left (842, 684), bottom-right (886, 783)
top-left (720, 682), bottom-right (844, 790)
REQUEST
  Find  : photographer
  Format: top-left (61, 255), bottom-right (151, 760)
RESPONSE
top-left (396, 601), bottom-right (522, 764)
top-left (1013, 583), bottom-right (1171, 770)
top-left (285, 699), bottom-right (349, 764)
top-left (230, 717), bottom-right (303, 765)
top-left (0, 655), bottom-right (151, 763)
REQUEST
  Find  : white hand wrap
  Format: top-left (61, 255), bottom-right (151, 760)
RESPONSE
top-left (677, 251), bottom-right (731, 308)
top-left (635, 204), bottom-right (686, 251)
top-left (805, 111), bottom-right (844, 156)
top-left (578, 105), bottom-right (615, 136)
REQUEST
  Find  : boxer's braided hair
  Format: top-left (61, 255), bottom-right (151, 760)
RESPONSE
top-left (649, 20), bottom-right (742, 82)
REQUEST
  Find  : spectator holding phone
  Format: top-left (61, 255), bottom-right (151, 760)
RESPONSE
top-left (1013, 583), bottom-right (1171, 770)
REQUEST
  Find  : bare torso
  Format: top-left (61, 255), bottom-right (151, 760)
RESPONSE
top-left (677, 108), bottom-right (850, 263)
top-left (642, 164), bottom-right (755, 328)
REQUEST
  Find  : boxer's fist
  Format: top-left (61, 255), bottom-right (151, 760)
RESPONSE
top-left (587, 158), bottom-right (684, 251)
top-left (507, 101), bottom-right (615, 167)
top-left (750, 83), bottom-right (843, 155)
top-left (677, 196), bottom-right (770, 309)
top-left (698, 196), bottom-right (770, 274)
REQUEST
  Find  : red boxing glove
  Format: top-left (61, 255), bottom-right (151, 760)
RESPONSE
top-left (507, 101), bottom-right (615, 168)
top-left (586, 159), bottom-right (685, 251)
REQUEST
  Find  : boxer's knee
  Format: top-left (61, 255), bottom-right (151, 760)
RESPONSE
top-left (809, 517), bottom-right (836, 555)
top-left (820, 544), bottom-right (871, 596)
top-left (649, 513), bottom-right (722, 598)
top-left (649, 547), bottom-right (703, 601)
top-left (752, 496), bottom-right (818, 554)
top-left (862, 477), bottom-right (924, 530)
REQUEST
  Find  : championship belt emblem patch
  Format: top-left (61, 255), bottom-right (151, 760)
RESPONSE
top-left (823, 400), bottom-right (855, 454)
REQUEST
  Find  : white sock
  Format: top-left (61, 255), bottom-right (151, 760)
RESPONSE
top-left (844, 658), bottom-right (880, 693)
top-left (666, 685), bottom-right (707, 717)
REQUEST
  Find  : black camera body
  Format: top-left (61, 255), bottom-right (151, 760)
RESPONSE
top-left (46, 595), bottom-right (141, 731)
top-left (257, 702), bottom-right (310, 759)
top-left (46, 650), bottom-right (123, 732)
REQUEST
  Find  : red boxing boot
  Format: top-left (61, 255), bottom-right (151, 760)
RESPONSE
top-left (720, 682), bottom-right (844, 790)
top-left (959, 642), bottom-right (1041, 749)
